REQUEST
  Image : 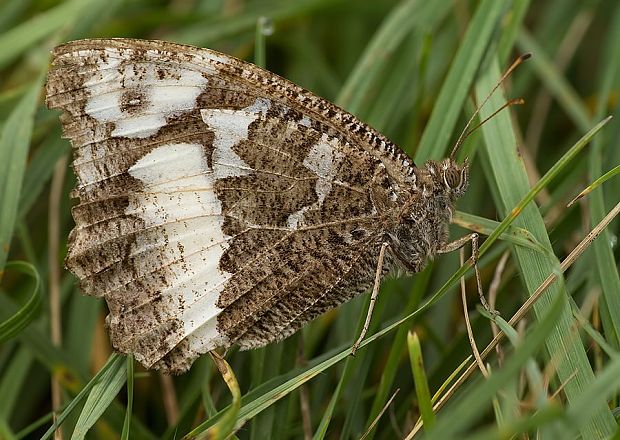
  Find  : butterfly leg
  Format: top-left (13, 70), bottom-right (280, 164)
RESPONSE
top-left (351, 241), bottom-right (390, 356)
top-left (438, 233), bottom-right (497, 315)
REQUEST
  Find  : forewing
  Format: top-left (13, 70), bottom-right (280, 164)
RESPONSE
top-left (46, 39), bottom-right (407, 373)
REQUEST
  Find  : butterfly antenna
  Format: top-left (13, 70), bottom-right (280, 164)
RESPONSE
top-left (458, 98), bottom-right (525, 142)
top-left (450, 53), bottom-right (531, 159)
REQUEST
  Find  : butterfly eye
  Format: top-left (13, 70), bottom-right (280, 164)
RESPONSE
top-left (444, 168), bottom-right (462, 189)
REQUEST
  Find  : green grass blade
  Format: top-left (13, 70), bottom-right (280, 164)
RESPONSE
top-left (415, 0), bottom-right (506, 162)
top-left (311, 376), bottom-right (343, 440)
top-left (587, 2), bottom-right (620, 351)
top-left (70, 354), bottom-right (127, 440)
top-left (0, 294), bottom-right (81, 379)
top-left (463, 405), bottom-right (565, 440)
top-left (184, 347), bottom-right (353, 438)
top-left (336, 0), bottom-right (451, 114)
top-left (568, 164), bottom-right (620, 207)
top-left (571, 301), bottom-right (619, 360)
top-left (121, 356), bottom-right (134, 440)
top-left (477, 115), bottom-right (612, 255)
top-left (18, 133), bottom-right (70, 218)
top-left (0, 77), bottom-right (42, 277)
top-left (476, 57), bottom-right (616, 437)
top-left (453, 211), bottom-right (547, 254)
top-left (497, 0), bottom-right (532, 63)
top-left (0, 348), bottom-right (33, 419)
top-left (40, 354), bottom-right (123, 440)
top-left (516, 29), bottom-right (590, 131)
top-left (0, 261), bottom-right (41, 343)
top-left (0, 417), bottom-right (16, 440)
top-left (313, 286), bottom-right (388, 439)
top-left (0, 0), bottom-right (28, 33)
top-left (566, 356), bottom-right (620, 432)
top-left (169, 0), bottom-right (344, 46)
top-left (254, 16), bottom-right (270, 68)
top-left (0, 0), bottom-right (93, 68)
top-left (407, 331), bottom-right (435, 432)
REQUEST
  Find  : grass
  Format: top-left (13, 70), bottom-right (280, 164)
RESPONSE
top-left (1, 0), bottom-right (620, 438)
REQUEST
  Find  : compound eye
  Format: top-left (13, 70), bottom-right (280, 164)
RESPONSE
top-left (444, 168), bottom-right (462, 189)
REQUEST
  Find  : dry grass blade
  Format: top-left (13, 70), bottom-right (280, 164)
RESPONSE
top-left (460, 248), bottom-right (489, 379)
top-left (48, 156), bottom-right (67, 440)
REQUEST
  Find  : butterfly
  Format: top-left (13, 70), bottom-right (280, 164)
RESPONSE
top-left (45, 38), bottom-right (470, 374)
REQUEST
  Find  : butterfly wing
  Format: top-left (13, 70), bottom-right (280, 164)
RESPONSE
top-left (46, 38), bottom-right (412, 373)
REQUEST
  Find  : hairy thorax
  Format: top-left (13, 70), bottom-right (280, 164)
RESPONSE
top-left (386, 158), bottom-right (469, 274)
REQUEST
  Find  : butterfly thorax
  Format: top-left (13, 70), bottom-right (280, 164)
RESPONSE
top-left (387, 158), bottom-right (469, 273)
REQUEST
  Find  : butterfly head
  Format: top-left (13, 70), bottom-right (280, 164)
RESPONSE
top-left (423, 157), bottom-right (469, 201)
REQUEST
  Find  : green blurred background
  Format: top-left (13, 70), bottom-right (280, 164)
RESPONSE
top-left (2, 0), bottom-right (620, 439)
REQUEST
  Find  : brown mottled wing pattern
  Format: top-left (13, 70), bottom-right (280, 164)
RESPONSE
top-left (45, 38), bottom-right (414, 373)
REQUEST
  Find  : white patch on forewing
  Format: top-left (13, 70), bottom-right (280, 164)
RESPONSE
top-left (286, 134), bottom-right (344, 229)
top-left (127, 142), bottom-right (231, 358)
top-left (84, 47), bottom-right (208, 139)
top-left (200, 98), bottom-right (271, 179)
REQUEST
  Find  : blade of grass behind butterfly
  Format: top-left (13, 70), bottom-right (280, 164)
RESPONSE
top-left (569, 164), bottom-right (620, 208)
top-left (39, 354), bottom-right (122, 440)
top-left (364, 30), bottom-right (421, 136)
top-left (120, 356), bottom-right (134, 440)
top-left (0, 0), bottom-right (28, 33)
top-left (169, 0), bottom-right (346, 46)
top-left (0, 76), bottom-right (42, 279)
top-left (475, 57), bottom-right (616, 437)
top-left (496, 0), bottom-right (532, 64)
top-left (511, 0), bottom-right (589, 98)
top-left (340, 293), bottom-right (395, 439)
top-left (160, 359), bottom-right (216, 440)
top-left (585, 1), bottom-right (620, 351)
top-left (516, 29), bottom-right (590, 132)
top-left (0, 262), bottom-right (41, 343)
top-left (0, 348), bottom-right (33, 423)
top-left (453, 211), bottom-right (547, 254)
top-left (70, 353), bottom-right (126, 440)
top-left (408, 331), bottom-right (435, 432)
top-left (335, 0), bottom-right (451, 114)
top-left (415, 0), bottom-right (506, 162)
top-left (0, 0), bottom-right (95, 69)
top-left (18, 133), bottom-right (70, 218)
